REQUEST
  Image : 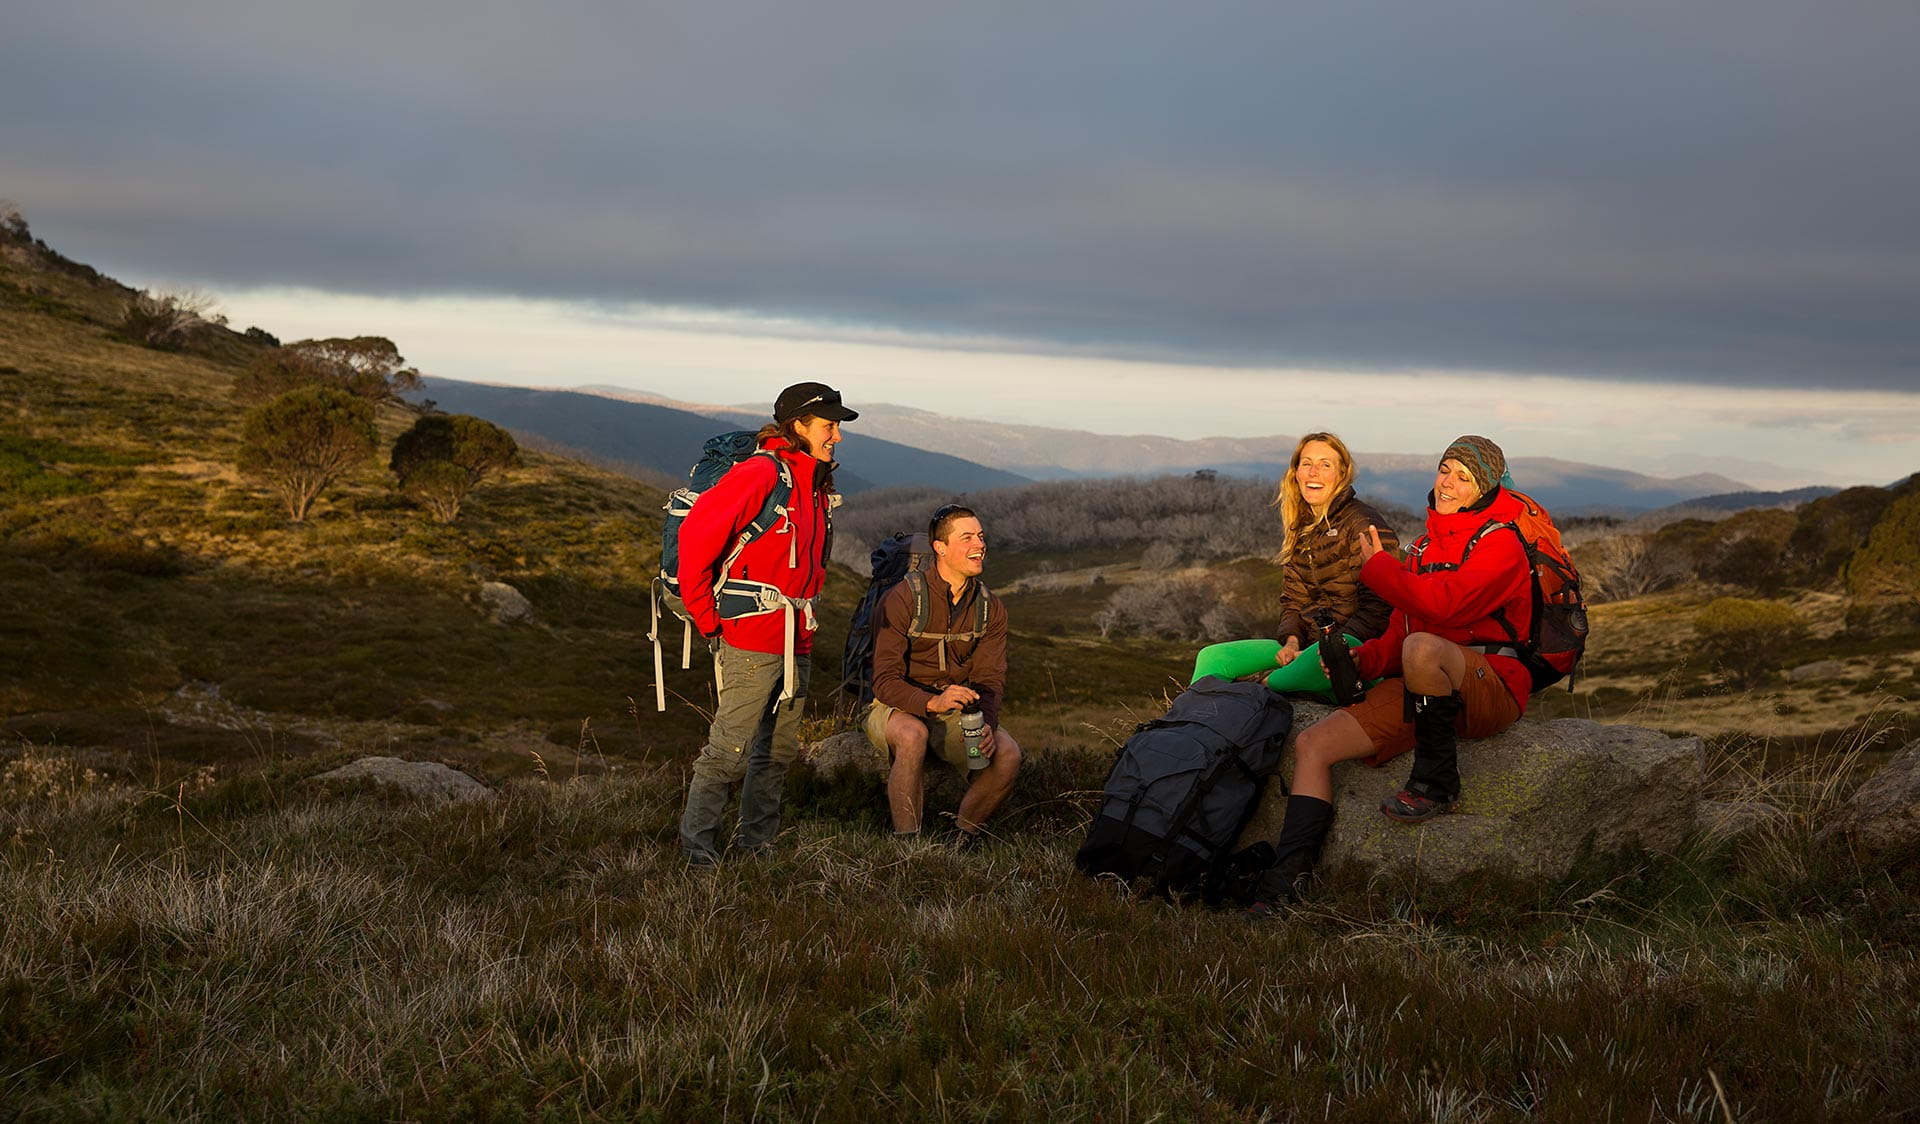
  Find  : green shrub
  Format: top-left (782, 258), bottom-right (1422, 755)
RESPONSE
top-left (1846, 491), bottom-right (1920, 602)
top-left (1697, 507), bottom-right (1796, 590)
top-left (389, 414), bottom-right (519, 523)
top-left (232, 337), bottom-right (422, 405)
top-left (1784, 485), bottom-right (1896, 587)
top-left (1693, 597), bottom-right (1809, 687)
top-left (236, 386), bottom-right (377, 522)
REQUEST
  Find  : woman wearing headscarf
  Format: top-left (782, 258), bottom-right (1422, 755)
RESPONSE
top-left (1245, 435), bottom-right (1533, 916)
top-left (1190, 432), bottom-right (1400, 697)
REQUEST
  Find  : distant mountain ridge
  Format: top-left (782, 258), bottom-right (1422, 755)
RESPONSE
top-left (414, 378), bottom-right (1031, 495)
top-left (1643, 485), bottom-right (1844, 518)
top-left (576, 386), bottom-right (1753, 515)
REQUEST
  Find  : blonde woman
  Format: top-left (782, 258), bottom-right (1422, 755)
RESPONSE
top-left (1190, 432), bottom-right (1399, 695)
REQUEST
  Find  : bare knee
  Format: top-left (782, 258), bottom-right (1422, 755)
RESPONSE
top-left (992, 730), bottom-right (1023, 774)
top-left (887, 716), bottom-right (929, 764)
top-left (1401, 632), bottom-right (1450, 669)
top-left (1293, 712), bottom-right (1375, 769)
top-left (1293, 720), bottom-right (1342, 770)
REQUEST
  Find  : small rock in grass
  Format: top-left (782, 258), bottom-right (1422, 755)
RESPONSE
top-left (480, 581), bottom-right (534, 624)
top-left (1788, 659), bottom-right (1848, 682)
top-left (310, 756), bottom-right (494, 803)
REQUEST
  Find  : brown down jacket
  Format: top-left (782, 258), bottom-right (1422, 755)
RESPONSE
top-left (1275, 486), bottom-right (1402, 648)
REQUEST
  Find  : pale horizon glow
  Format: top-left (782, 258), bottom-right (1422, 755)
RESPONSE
top-left (205, 283), bottom-right (1919, 491)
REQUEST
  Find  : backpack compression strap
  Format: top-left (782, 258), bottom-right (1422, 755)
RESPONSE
top-left (902, 570), bottom-right (993, 673)
top-left (646, 577), bottom-right (697, 713)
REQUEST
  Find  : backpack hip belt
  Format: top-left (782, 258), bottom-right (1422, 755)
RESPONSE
top-left (715, 578), bottom-right (816, 702)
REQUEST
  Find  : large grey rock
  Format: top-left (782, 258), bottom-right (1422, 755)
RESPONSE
top-left (1236, 702), bottom-right (1704, 884)
top-left (805, 727), bottom-right (969, 806)
top-left (310, 756), bottom-right (494, 803)
top-left (480, 581), bottom-right (533, 624)
top-left (808, 729), bottom-right (887, 773)
top-left (1816, 737), bottom-right (1920, 854)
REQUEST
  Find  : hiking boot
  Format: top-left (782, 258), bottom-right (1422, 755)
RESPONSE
top-left (1240, 843), bottom-right (1317, 919)
top-left (952, 828), bottom-right (987, 853)
top-left (1380, 788), bottom-right (1457, 823)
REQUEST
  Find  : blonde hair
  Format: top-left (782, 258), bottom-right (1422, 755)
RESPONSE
top-left (1272, 431), bottom-right (1355, 563)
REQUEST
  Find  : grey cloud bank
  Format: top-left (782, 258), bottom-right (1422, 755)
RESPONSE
top-left (4, 1), bottom-right (1918, 390)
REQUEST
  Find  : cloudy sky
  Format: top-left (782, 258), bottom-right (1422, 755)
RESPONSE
top-left (6, 1), bottom-right (1917, 487)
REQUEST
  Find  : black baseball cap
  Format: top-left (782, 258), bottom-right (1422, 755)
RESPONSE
top-left (773, 381), bottom-right (859, 423)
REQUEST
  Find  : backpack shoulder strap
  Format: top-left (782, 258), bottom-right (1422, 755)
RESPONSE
top-left (903, 568), bottom-right (931, 637)
top-left (747, 449), bottom-right (793, 524)
top-left (1459, 519), bottom-right (1524, 565)
top-left (972, 582), bottom-right (992, 638)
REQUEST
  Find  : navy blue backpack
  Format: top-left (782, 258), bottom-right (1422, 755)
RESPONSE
top-left (1076, 677), bottom-right (1294, 903)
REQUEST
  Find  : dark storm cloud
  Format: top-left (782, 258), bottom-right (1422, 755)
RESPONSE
top-left (5, 0), bottom-right (1917, 388)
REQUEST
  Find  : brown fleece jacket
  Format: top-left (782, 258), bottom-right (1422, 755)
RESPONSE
top-left (870, 569), bottom-right (1008, 729)
top-left (1275, 487), bottom-right (1402, 648)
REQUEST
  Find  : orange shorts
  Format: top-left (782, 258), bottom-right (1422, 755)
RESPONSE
top-left (1347, 649), bottom-right (1523, 766)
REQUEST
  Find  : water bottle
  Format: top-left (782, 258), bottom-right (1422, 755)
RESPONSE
top-left (1312, 609), bottom-right (1369, 706)
top-left (959, 703), bottom-right (988, 770)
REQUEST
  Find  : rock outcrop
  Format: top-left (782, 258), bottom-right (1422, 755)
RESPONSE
top-left (1816, 737), bottom-right (1920, 854)
top-left (1235, 702), bottom-right (1705, 884)
top-left (480, 581), bottom-right (534, 624)
top-left (310, 757), bottom-right (494, 803)
top-left (808, 729), bottom-right (888, 774)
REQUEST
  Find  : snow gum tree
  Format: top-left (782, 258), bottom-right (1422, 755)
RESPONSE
top-left (237, 386), bottom-right (377, 522)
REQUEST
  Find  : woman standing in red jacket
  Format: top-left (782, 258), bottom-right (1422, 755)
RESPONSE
top-left (676, 382), bottom-right (857, 867)
top-left (1247, 435), bottom-right (1532, 915)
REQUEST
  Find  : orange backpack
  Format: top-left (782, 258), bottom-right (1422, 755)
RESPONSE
top-left (1461, 489), bottom-right (1590, 691)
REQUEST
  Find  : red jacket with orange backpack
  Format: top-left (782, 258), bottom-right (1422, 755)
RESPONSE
top-left (1353, 487), bottom-right (1537, 713)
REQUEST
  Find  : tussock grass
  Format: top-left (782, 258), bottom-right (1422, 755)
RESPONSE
top-left (1, 744), bottom-right (1913, 1120)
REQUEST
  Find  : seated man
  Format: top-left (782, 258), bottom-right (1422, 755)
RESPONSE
top-left (864, 503), bottom-right (1022, 847)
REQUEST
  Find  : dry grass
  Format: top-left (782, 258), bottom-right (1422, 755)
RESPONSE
top-left (1, 738), bottom-right (1914, 1121)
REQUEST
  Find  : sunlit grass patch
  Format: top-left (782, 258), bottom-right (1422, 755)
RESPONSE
top-left (1, 753), bottom-right (1913, 1119)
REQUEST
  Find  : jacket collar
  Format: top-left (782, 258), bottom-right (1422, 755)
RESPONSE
top-left (926, 565), bottom-right (979, 605)
top-left (1424, 485), bottom-right (1511, 534)
top-left (762, 434), bottom-right (830, 488)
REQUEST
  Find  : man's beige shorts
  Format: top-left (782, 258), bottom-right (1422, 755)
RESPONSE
top-left (864, 700), bottom-right (971, 767)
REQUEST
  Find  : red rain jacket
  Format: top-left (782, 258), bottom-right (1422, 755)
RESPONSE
top-left (674, 436), bottom-right (833, 656)
top-left (1354, 487), bottom-right (1535, 713)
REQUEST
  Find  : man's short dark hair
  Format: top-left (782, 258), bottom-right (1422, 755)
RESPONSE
top-left (929, 503), bottom-right (977, 544)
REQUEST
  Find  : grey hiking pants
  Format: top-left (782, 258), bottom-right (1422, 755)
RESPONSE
top-left (678, 642), bottom-right (811, 863)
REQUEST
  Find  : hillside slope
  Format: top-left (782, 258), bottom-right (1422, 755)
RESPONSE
top-left (2, 222), bottom-right (850, 769)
